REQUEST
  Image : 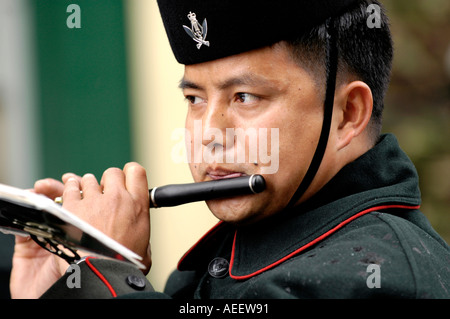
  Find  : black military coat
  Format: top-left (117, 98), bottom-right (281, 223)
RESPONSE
top-left (41, 134), bottom-right (450, 299)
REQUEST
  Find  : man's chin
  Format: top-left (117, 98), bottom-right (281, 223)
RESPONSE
top-left (205, 196), bottom-right (268, 226)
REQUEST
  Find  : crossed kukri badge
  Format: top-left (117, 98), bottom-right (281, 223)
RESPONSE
top-left (183, 11), bottom-right (210, 49)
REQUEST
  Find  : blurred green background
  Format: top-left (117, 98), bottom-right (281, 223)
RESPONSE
top-left (382, 1), bottom-right (450, 243)
top-left (32, 0), bottom-right (132, 181)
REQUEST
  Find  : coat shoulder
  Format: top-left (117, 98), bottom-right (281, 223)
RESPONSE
top-left (238, 211), bottom-right (450, 298)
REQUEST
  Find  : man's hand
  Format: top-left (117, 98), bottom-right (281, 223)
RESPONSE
top-left (10, 178), bottom-right (68, 298)
top-left (10, 162), bottom-right (152, 298)
top-left (62, 162), bottom-right (152, 271)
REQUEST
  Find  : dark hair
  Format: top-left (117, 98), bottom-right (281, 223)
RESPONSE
top-left (286, 0), bottom-right (394, 141)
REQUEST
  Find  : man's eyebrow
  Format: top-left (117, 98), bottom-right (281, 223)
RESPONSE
top-left (178, 73), bottom-right (272, 91)
top-left (217, 74), bottom-right (272, 90)
top-left (178, 78), bottom-right (202, 90)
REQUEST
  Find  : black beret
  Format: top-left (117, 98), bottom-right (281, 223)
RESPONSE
top-left (157, 0), bottom-right (359, 65)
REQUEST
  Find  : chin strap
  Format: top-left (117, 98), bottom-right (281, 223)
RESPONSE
top-left (287, 18), bottom-right (338, 207)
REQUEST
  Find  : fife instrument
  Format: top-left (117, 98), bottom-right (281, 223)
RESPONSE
top-left (149, 174), bottom-right (266, 208)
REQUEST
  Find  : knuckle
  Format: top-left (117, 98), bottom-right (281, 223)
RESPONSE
top-left (82, 173), bottom-right (96, 179)
top-left (103, 167), bottom-right (123, 176)
top-left (81, 173), bottom-right (98, 184)
top-left (124, 162), bottom-right (146, 176)
top-left (64, 178), bottom-right (79, 189)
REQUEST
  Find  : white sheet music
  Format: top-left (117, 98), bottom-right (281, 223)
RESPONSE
top-left (0, 183), bottom-right (144, 269)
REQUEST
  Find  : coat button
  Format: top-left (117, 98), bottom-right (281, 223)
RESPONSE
top-left (208, 257), bottom-right (229, 278)
top-left (126, 275), bottom-right (146, 290)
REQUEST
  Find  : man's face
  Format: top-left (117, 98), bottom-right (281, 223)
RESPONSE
top-left (181, 44), bottom-right (325, 224)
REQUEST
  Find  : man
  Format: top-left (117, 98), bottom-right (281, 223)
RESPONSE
top-left (10, 0), bottom-right (450, 298)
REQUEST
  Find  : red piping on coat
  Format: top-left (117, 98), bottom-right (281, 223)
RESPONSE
top-left (85, 256), bottom-right (118, 298)
top-left (229, 204), bottom-right (421, 280)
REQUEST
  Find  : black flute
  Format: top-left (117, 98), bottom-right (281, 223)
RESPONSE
top-left (149, 174), bottom-right (266, 208)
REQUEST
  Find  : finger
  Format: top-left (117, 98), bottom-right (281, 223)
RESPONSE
top-left (62, 173), bottom-right (81, 184)
top-left (80, 173), bottom-right (102, 197)
top-left (123, 162), bottom-right (149, 203)
top-left (34, 178), bottom-right (64, 200)
top-left (100, 167), bottom-right (126, 193)
top-left (63, 177), bottom-right (82, 203)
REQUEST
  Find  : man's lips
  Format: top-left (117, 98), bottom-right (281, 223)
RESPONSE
top-left (206, 169), bottom-right (246, 180)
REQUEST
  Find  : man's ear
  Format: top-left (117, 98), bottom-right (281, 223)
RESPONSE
top-left (334, 81), bottom-right (373, 150)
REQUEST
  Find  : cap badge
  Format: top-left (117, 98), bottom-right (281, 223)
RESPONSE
top-left (183, 11), bottom-right (210, 49)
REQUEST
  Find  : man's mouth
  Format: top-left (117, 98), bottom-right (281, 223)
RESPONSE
top-left (206, 168), bottom-right (246, 180)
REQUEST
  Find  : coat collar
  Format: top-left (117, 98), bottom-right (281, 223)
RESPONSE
top-left (178, 134), bottom-right (421, 279)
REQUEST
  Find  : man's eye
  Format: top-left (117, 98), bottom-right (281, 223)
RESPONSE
top-left (186, 95), bottom-right (204, 105)
top-left (236, 93), bottom-right (259, 104)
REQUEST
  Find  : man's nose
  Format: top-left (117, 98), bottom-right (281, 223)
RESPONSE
top-left (201, 101), bottom-right (231, 149)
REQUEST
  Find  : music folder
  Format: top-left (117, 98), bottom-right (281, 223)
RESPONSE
top-left (0, 183), bottom-right (145, 269)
